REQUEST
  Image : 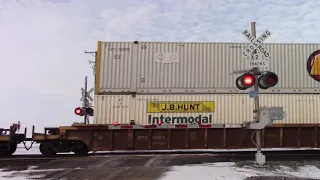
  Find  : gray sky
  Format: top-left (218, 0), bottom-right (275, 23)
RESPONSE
top-left (0, 0), bottom-right (319, 133)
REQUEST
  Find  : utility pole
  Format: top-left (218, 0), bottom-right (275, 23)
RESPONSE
top-left (85, 50), bottom-right (97, 92)
top-left (85, 50), bottom-right (97, 76)
top-left (251, 22), bottom-right (262, 153)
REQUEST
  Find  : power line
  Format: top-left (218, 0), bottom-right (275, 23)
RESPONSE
top-left (15, 0), bottom-right (94, 56)
top-left (49, 0), bottom-right (96, 40)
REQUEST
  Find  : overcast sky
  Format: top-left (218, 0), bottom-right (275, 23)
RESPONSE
top-left (0, 0), bottom-right (319, 133)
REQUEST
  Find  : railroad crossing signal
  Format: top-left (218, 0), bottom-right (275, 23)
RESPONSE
top-left (236, 73), bottom-right (255, 90)
top-left (75, 107), bottom-right (84, 116)
top-left (242, 29), bottom-right (272, 68)
top-left (257, 72), bottom-right (278, 89)
top-left (77, 76), bottom-right (94, 124)
top-left (74, 107), bottom-right (94, 116)
top-left (235, 71), bottom-right (278, 90)
top-left (77, 86), bottom-right (94, 116)
top-left (85, 107), bottom-right (94, 116)
top-left (80, 88), bottom-right (94, 103)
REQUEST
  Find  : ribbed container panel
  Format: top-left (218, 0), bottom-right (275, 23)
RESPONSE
top-left (98, 42), bottom-right (138, 92)
top-left (93, 94), bottom-right (320, 125)
top-left (97, 42), bottom-right (320, 94)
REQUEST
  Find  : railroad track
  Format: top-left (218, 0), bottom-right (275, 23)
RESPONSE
top-left (83, 149), bottom-right (320, 156)
top-left (0, 149), bottom-right (319, 160)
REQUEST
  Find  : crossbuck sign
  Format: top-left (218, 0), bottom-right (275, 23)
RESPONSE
top-left (242, 29), bottom-right (272, 68)
top-left (80, 87), bottom-right (94, 107)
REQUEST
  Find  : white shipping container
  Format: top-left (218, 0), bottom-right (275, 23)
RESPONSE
top-left (93, 94), bottom-right (320, 125)
top-left (95, 41), bottom-right (320, 94)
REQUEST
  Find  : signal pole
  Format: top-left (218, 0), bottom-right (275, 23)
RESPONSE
top-left (80, 76), bottom-right (94, 124)
top-left (251, 22), bottom-right (262, 153)
top-left (233, 22), bottom-right (283, 165)
top-left (83, 76), bottom-right (88, 124)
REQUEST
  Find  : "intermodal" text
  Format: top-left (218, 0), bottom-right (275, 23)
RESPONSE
top-left (148, 115), bottom-right (212, 124)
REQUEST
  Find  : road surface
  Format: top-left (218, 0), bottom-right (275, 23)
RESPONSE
top-left (1, 153), bottom-right (320, 179)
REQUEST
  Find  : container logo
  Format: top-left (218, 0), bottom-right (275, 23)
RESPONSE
top-left (307, 50), bottom-right (320, 82)
top-left (148, 114), bottom-right (213, 124)
top-left (147, 101), bottom-right (215, 113)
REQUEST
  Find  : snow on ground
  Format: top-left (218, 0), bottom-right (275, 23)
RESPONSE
top-left (160, 162), bottom-right (320, 180)
top-left (0, 166), bottom-right (65, 180)
top-left (14, 144), bottom-right (40, 155)
top-left (2, 162), bottom-right (320, 180)
top-left (9, 144), bottom-right (320, 179)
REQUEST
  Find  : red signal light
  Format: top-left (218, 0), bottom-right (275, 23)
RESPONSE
top-left (74, 107), bottom-right (84, 116)
top-left (85, 107), bottom-right (94, 116)
top-left (258, 72), bottom-right (278, 89)
top-left (243, 75), bottom-right (254, 85)
top-left (158, 120), bottom-right (163, 125)
top-left (114, 121), bottom-right (118, 126)
top-left (236, 73), bottom-right (255, 90)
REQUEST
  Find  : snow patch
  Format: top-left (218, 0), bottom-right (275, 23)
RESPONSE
top-left (159, 162), bottom-right (320, 180)
top-left (14, 144), bottom-right (41, 155)
top-left (0, 166), bottom-right (65, 179)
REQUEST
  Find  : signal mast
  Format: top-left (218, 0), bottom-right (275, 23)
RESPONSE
top-left (74, 76), bottom-right (94, 124)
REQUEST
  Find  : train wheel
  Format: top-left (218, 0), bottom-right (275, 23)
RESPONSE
top-left (73, 141), bottom-right (89, 156)
top-left (0, 142), bottom-right (17, 156)
top-left (0, 143), bottom-right (9, 156)
top-left (40, 142), bottom-right (57, 157)
top-left (7, 142), bottom-right (17, 155)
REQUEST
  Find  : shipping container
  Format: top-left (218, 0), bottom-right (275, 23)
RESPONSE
top-left (95, 41), bottom-right (320, 94)
top-left (93, 94), bottom-right (320, 125)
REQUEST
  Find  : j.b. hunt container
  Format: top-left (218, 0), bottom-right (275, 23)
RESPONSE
top-left (93, 94), bottom-right (320, 125)
top-left (147, 101), bottom-right (214, 124)
top-left (95, 41), bottom-right (320, 94)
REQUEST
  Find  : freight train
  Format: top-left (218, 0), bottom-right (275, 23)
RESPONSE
top-left (1, 121), bottom-right (320, 157)
top-left (1, 41), bottom-right (320, 156)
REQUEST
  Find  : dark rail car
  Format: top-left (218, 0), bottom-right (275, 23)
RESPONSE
top-left (1, 123), bottom-right (320, 156)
